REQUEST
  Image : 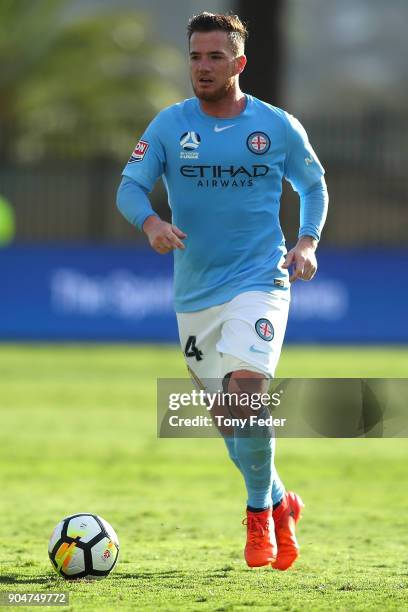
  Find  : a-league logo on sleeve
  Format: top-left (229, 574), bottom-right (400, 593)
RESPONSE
top-left (128, 140), bottom-right (149, 163)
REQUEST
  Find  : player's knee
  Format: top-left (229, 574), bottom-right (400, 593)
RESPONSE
top-left (229, 369), bottom-right (269, 393)
top-left (224, 370), bottom-right (269, 418)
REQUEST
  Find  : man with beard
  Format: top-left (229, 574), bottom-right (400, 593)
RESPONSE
top-left (117, 12), bottom-right (328, 569)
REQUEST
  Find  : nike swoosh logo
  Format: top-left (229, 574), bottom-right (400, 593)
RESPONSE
top-left (249, 345), bottom-right (269, 355)
top-left (251, 464), bottom-right (263, 471)
top-left (214, 124), bottom-right (236, 132)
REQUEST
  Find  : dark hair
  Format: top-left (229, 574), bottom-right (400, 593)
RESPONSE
top-left (187, 12), bottom-right (248, 56)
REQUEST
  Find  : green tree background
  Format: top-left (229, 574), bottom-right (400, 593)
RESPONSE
top-left (0, 0), bottom-right (183, 162)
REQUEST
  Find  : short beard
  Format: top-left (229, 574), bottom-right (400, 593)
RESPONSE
top-left (192, 78), bottom-right (235, 103)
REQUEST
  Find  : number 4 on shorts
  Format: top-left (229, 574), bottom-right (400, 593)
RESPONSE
top-left (184, 335), bottom-right (203, 361)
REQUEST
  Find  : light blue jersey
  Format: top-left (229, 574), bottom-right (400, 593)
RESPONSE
top-left (120, 95), bottom-right (327, 312)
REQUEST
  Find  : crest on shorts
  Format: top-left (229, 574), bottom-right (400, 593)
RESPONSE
top-left (255, 318), bottom-right (274, 341)
top-left (128, 140), bottom-right (149, 163)
top-left (246, 132), bottom-right (270, 155)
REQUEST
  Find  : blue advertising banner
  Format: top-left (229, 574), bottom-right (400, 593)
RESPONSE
top-left (0, 246), bottom-right (406, 343)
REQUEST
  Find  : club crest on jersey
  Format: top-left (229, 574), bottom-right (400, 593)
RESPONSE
top-left (128, 140), bottom-right (149, 163)
top-left (255, 318), bottom-right (274, 341)
top-left (180, 131), bottom-right (201, 159)
top-left (247, 132), bottom-right (270, 155)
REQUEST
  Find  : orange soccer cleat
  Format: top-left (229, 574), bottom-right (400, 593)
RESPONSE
top-left (271, 491), bottom-right (304, 571)
top-left (243, 508), bottom-right (277, 568)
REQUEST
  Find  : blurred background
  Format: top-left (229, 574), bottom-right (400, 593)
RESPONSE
top-left (0, 0), bottom-right (407, 343)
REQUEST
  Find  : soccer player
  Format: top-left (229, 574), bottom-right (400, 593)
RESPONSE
top-left (117, 12), bottom-right (328, 569)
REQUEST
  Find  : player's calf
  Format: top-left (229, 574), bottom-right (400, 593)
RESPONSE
top-left (224, 371), bottom-right (278, 568)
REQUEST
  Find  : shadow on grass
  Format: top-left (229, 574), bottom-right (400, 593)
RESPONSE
top-left (115, 567), bottom-right (237, 580)
top-left (0, 575), bottom-right (60, 585)
top-left (0, 567), bottom-right (239, 586)
top-left (113, 570), bottom-right (188, 580)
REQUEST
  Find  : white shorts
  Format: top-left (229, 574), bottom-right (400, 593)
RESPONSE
top-left (177, 291), bottom-right (290, 387)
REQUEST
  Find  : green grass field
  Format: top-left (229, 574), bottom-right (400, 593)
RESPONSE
top-left (1, 345), bottom-right (408, 611)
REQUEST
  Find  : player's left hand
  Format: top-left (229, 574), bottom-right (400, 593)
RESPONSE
top-left (282, 236), bottom-right (318, 283)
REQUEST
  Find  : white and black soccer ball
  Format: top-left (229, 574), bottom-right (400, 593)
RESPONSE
top-left (48, 513), bottom-right (119, 580)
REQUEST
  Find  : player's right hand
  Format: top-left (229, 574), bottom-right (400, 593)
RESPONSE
top-left (142, 215), bottom-right (187, 255)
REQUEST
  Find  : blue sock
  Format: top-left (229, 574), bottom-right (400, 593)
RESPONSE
top-left (223, 425), bottom-right (285, 507)
top-left (234, 407), bottom-right (276, 509)
top-left (223, 435), bottom-right (241, 470)
top-left (271, 471), bottom-right (285, 507)
top-left (235, 435), bottom-right (273, 508)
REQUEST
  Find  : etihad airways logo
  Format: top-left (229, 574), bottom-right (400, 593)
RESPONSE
top-left (180, 164), bottom-right (269, 188)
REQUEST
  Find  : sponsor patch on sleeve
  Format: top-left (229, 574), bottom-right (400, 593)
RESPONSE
top-left (128, 139), bottom-right (149, 163)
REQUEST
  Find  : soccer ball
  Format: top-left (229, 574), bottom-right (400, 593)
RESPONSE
top-left (48, 513), bottom-right (119, 580)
